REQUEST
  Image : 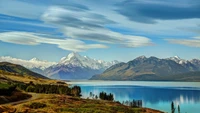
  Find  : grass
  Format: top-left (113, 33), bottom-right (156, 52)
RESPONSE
top-left (0, 93), bottom-right (164, 113)
top-left (0, 69), bottom-right (164, 113)
top-left (0, 90), bottom-right (32, 104)
top-left (0, 70), bottom-right (67, 85)
top-left (0, 83), bottom-right (11, 89)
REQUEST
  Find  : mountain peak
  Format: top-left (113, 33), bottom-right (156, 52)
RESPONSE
top-left (58, 52), bottom-right (119, 70)
top-left (30, 57), bottom-right (40, 61)
top-left (136, 55), bottom-right (147, 60)
top-left (67, 52), bottom-right (81, 59)
top-left (174, 56), bottom-right (180, 59)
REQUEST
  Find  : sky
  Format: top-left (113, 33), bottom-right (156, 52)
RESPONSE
top-left (0, 0), bottom-right (200, 62)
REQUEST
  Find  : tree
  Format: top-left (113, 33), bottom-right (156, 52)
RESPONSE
top-left (99, 91), bottom-right (114, 101)
top-left (178, 105), bottom-right (180, 113)
top-left (71, 86), bottom-right (81, 96)
top-left (171, 101), bottom-right (175, 113)
top-left (89, 92), bottom-right (93, 98)
top-left (95, 95), bottom-right (98, 99)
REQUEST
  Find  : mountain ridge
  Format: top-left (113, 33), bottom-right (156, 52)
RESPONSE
top-left (91, 56), bottom-right (200, 81)
top-left (1, 54), bottom-right (200, 80)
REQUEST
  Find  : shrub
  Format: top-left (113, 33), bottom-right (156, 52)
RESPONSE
top-left (29, 102), bottom-right (47, 109)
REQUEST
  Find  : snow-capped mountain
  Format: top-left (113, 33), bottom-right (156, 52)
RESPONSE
top-left (167, 56), bottom-right (199, 71)
top-left (190, 59), bottom-right (200, 70)
top-left (0, 52), bottom-right (119, 80)
top-left (57, 52), bottom-right (118, 69)
top-left (1, 53), bottom-right (200, 80)
top-left (45, 52), bottom-right (120, 79)
top-left (0, 56), bottom-right (56, 70)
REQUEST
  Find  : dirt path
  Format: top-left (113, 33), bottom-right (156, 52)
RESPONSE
top-left (1, 93), bottom-right (40, 106)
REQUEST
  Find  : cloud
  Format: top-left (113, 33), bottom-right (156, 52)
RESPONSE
top-left (41, 6), bottom-right (115, 29)
top-left (0, 31), bottom-right (108, 52)
top-left (41, 6), bottom-right (153, 47)
top-left (0, 0), bottom-right (47, 19)
top-left (115, 0), bottom-right (200, 24)
top-left (166, 36), bottom-right (200, 47)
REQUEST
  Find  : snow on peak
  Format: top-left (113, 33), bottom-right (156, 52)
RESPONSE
top-left (136, 55), bottom-right (147, 60)
top-left (59, 52), bottom-right (83, 65)
top-left (174, 56), bottom-right (180, 59)
top-left (67, 52), bottom-right (80, 59)
top-left (0, 56), bottom-right (56, 70)
top-left (58, 52), bottom-right (119, 69)
top-left (30, 57), bottom-right (40, 61)
top-left (168, 56), bottom-right (188, 65)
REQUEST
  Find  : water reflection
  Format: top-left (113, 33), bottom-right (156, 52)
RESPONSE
top-left (71, 82), bottom-right (200, 113)
top-left (80, 85), bottom-right (200, 104)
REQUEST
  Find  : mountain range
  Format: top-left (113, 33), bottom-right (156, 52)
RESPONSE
top-left (0, 52), bottom-right (119, 80)
top-left (91, 56), bottom-right (200, 81)
top-left (1, 53), bottom-right (200, 81)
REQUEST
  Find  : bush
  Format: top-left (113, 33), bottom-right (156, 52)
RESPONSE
top-left (99, 92), bottom-right (114, 101)
top-left (0, 83), bottom-right (16, 96)
top-left (29, 102), bottom-right (47, 109)
top-left (16, 82), bottom-right (81, 97)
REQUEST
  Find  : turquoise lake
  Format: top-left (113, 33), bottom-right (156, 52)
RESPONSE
top-left (67, 81), bottom-right (200, 113)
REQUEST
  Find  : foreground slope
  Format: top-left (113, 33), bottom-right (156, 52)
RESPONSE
top-left (0, 93), bottom-right (164, 113)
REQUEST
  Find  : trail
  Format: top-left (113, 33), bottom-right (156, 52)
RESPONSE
top-left (1, 93), bottom-right (40, 106)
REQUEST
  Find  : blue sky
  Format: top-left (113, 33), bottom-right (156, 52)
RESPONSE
top-left (0, 0), bottom-right (200, 62)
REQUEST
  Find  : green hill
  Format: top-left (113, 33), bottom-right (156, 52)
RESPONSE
top-left (0, 62), bottom-right (48, 79)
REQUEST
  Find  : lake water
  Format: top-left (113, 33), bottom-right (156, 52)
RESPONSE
top-left (67, 81), bottom-right (200, 113)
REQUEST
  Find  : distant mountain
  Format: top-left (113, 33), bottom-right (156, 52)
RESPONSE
top-left (158, 71), bottom-right (200, 81)
top-left (0, 56), bottom-right (56, 72)
top-left (167, 56), bottom-right (198, 71)
top-left (190, 59), bottom-right (200, 70)
top-left (1, 54), bottom-right (199, 80)
top-left (0, 53), bottom-right (119, 80)
top-left (0, 62), bottom-right (48, 79)
top-left (91, 56), bottom-right (200, 81)
top-left (45, 52), bottom-right (119, 79)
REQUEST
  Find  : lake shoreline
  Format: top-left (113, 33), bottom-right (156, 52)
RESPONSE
top-left (68, 81), bottom-right (200, 113)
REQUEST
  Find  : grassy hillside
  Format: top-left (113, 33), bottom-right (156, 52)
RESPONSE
top-left (0, 62), bottom-right (48, 79)
top-left (0, 70), bottom-right (66, 85)
top-left (0, 93), bottom-right (164, 113)
top-left (0, 69), bottom-right (164, 113)
top-left (158, 71), bottom-right (200, 81)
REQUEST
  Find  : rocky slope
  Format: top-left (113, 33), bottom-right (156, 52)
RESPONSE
top-left (91, 56), bottom-right (200, 81)
top-left (45, 52), bottom-right (119, 79)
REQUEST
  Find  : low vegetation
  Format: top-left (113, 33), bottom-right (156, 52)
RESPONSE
top-left (16, 81), bottom-right (81, 96)
top-left (122, 100), bottom-right (142, 108)
top-left (0, 83), bottom-right (16, 96)
top-left (0, 94), bottom-right (164, 113)
top-left (99, 91), bottom-right (114, 101)
top-left (29, 102), bottom-right (47, 109)
top-left (0, 65), bottom-right (164, 113)
top-left (0, 90), bottom-right (32, 104)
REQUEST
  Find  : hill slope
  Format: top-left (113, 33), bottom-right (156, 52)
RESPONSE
top-left (0, 62), bottom-right (48, 79)
top-left (91, 56), bottom-right (200, 81)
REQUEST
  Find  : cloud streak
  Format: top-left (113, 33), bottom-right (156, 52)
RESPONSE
top-left (0, 31), bottom-right (108, 52)
top-left (115, 0), bottom-right (200, 24)
top-left (41, 6), bottom-right (153, 48)
top-left (0, 0), bottom-right (47, 19)
top-left (166, 36), bottom-right (200, 47)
